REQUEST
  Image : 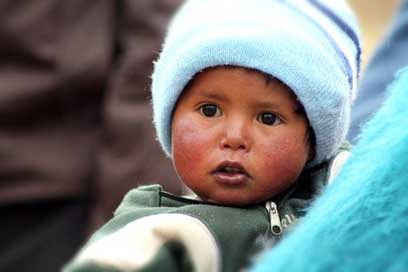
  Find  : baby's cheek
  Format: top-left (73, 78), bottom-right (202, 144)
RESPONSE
top-left (260, 137), bottom-right (307, 183)
top-left (172, 119), bottom-right (209, 171)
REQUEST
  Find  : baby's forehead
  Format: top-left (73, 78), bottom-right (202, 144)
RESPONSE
top-left (181, 66), bottom-right (302, 111)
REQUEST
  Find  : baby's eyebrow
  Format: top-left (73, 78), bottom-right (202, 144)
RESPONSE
top-left (197, 91), bottom-right (228, 102)
top-left (250, 100), bottom-right (302, 116)
top-left (249, 101), bottom-right (282, 110)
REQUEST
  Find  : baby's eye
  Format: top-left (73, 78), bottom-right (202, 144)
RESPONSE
top-left (257, 112), bottom-right (282, 126)
top-left (199, 104), bottom-right (221, 117)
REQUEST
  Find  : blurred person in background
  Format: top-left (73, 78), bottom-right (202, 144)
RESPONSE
top-left (349, 0), bottom-right (408, 142)
top-left (0, 1), bottom-right (181, 271)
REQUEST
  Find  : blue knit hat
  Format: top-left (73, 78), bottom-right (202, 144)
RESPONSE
top-left (151, 0), bottom-right (362, 165)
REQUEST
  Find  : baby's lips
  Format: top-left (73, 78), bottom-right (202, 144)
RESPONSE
top-left (212, 160), bottom-right (251, 178)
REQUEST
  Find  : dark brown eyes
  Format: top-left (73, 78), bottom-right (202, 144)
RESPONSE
top-left (257, 112), bottom-right (282, 126)
top-left (199, 104), bottom-right (221, 117)
top-left (199, 104), bottom-right (281, 126)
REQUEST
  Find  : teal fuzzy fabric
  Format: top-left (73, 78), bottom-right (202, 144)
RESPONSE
top-left (252, 68), bottom-right (408, 271)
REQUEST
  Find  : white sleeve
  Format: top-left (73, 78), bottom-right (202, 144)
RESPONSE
top-left (74, 213), bottom-right (221, 272)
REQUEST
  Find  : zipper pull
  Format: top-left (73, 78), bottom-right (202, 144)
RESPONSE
top-left (265, 201), bottom-right (282, 236)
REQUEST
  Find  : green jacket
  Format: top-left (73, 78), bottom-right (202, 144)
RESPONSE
top-left (64, 149), bottom-right (349, 272)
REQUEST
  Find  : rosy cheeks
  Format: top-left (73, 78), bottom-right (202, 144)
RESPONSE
top-left (173, 119), bottom-right (205, 164)
top-left (253, 131), bottom-right (309, 193)
top-left (172, 115), bottom-right (309, 205)
top-left (172, 114), bottom-right (215, 192)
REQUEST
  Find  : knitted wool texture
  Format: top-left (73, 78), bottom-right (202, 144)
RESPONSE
top-left (251, 68), bottom-right (408, 271)
top-left (151, 0), bottom-right (361, 165)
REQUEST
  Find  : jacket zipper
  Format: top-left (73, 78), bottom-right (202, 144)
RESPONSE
top-left (265, 201), bottom-right (282, 236)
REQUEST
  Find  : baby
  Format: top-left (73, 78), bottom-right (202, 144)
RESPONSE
top-left (171, 66), bottom-right (313, 206)
top-left (65, 0), bottom-right (361, 271)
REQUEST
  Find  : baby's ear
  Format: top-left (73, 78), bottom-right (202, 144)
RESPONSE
top-left (307, 144), bottom-right (314, 162)
top-left (306, 128), bottom-right (316, 162)
top-left (307, 151), bottom-right (314, 162)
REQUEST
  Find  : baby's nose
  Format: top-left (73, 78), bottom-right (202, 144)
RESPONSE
top-left (219, 120), bottom-right (250, 151)
top-left (220, 136), bottom-right (247, 151)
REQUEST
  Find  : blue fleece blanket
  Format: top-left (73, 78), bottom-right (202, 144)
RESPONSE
top-left (252, 67), bottom-right (408, 272)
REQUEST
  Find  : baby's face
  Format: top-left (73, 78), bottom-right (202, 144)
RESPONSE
top-left (171, 67), bottom-right (312, 206)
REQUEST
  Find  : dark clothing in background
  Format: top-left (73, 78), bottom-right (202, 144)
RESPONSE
top-left (0, 0), bottom-right (182, 271)
top-left (349, 0), bottom-right (408, 142)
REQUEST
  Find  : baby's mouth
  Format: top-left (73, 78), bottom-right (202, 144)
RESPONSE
top-left (212, 161), bottom-right (251, 185)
